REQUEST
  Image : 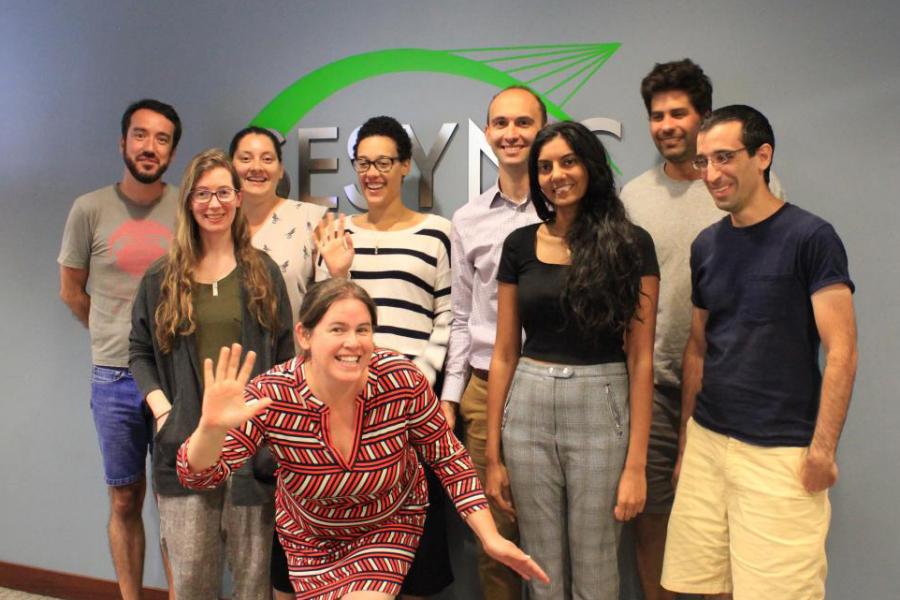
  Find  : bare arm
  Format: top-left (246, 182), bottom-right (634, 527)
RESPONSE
top-left (801, 283), bottom-right (858, 492)
top-left (145, 389), bottom-right (172, 427)
top-left (59, 265), bottom-right (90, 327)
top-left (484, 282), bottom-right (522, 517)
top-left (617, 275), bottom-right (659, 521)
top-left (674, 306), bottom-right (709, 488)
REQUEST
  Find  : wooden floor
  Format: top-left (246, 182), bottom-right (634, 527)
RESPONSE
top-left (0, 588), bottom-right (61, 600)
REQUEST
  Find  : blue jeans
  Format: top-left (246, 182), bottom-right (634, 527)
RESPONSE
top-left (91, 365), bottom-right (153, 486)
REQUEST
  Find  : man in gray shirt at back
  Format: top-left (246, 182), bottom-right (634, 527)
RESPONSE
top-left (58, 99), bottom-right (181, 600)
top-left (621, 60), bottom-right (783, 600)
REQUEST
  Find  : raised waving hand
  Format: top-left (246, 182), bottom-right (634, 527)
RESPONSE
top-left (313, 212), bottom-right (354, 279)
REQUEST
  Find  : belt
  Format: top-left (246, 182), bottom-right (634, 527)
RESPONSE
top-left (471, 367), bottom-right (489, 381)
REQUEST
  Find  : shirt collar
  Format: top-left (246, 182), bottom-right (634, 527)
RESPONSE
top-left (488, 181), bottom-right (531, 210)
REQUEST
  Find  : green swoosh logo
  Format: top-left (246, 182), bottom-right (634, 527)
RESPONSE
top-left (250, 45), bottom-right (620, 132)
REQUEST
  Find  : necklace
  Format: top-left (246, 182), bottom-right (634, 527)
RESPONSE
top-left (545, 224), bottom-right (571, 257)
top-left (372, 229), bottom-right (382, 255)
top-left (199, 262), bottom-right (235, 297)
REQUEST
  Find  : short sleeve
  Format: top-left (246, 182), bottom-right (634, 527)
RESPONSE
top-left (58, 199), bottom-right (92, 268)
top-left (496, 228), bottom-right (522, 284)
top-left (634, 226), bottom-right (660, 278)
top-left (802, 223), bottom-right (855, 295)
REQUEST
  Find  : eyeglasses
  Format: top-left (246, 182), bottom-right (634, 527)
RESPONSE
top-left (691, 147), bottom-right (749, 171)
top-left (191, 188), bottom-right (238, 204)
top-left (351, 156), bottom-right (401, 173)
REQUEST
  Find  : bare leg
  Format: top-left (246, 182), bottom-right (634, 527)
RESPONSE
top-left (343, 592), bottom-right (394, 600)
top-left (161, 545), bottom-right (176, 600)
top-left (634, 512), bottom-right (676, 600)
top-left (274, 590), bottom-right (295, 600)
top-left (108, 480), bottom-right (147, 600)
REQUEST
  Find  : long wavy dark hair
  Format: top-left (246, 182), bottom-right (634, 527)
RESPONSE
top-left (528, 121), bottom-right (644, 335)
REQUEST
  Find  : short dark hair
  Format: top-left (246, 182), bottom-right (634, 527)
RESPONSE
top-left (486, 85), bottom-right (548, 126)
top-left (353, 116), bottom-right (412, 162)
top-left (700, 104), bottom-right (775, 184)
top-left (640, 59), bottom-right (713, 117)
top-left (229, 126), bottom-right (284, 163)
top-left (121, 99), bottom-right (182, 149)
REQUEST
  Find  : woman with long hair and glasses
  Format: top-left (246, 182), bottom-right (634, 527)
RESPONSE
top-left (130, 149), bottom-right (294, 600)
top-left (176, 278), bottom-right (548, 600)
top-left (485, 121), bottom-right (660, 599)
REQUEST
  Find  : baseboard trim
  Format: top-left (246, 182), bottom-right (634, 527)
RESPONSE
top-left (0, 560), bottom-right (169, 600)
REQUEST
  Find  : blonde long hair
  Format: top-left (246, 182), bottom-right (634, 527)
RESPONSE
top-left (154, 149), bottom-right (280, 353)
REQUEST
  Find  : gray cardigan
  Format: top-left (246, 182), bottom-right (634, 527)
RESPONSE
top-left (129, 251), bottom-right (294, 504)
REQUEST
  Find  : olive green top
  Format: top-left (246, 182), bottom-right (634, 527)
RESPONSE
top-left (193, 268), bottom-right (242, 364)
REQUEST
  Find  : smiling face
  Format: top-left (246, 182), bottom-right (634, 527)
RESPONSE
top-left (232, 133), bottom-right (283, 200)
top-left (536, 135), bottom-right (588, 211)
top-left (697, 120), bottom-right (770, 215)
top-left (355, 135), bottom-right (409, 209)
top-left (485, 88), bottom-right (544, 170)
top-left (297, 297), bottom-right (375, 386)
top-left (120, 108), bottom-right (176, 184)
top-left (649, 90), bottom-right (703, 165)
top-left (190, 166), bottom-right (242, 240)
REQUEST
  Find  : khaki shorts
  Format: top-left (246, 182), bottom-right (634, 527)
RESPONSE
top-left (662, 419), bottom-right (830, 599)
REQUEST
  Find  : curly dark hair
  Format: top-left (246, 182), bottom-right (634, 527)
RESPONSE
top-left (529, 122), bottom-right (644, 335)
top-left (640, 58), bottom-right (713, 117)
top-left (353, 116), bottom-right (412, 162)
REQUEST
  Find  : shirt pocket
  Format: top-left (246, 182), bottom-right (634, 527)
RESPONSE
top-left (739, 275), bottom-right (798, 324)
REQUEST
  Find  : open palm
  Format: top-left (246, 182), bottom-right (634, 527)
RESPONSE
top-left (313, 212), bottom-right (354, 279)
top-left (200, 344), bottom-right (271, 431)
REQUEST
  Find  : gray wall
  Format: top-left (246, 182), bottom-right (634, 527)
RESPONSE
top-left (1, 1), bottom-right (898, 598)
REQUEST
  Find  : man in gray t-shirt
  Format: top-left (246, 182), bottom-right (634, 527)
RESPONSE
top-left (58, 99), bottom-right (181, 600)
top-left (621, 60), bottom-right (784, 600)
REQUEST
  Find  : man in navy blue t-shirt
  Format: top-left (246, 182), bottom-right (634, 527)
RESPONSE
top-left (661, 105), bottom-right (857, 600)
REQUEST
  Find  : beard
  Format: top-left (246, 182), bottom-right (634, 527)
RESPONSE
top-left (654, 134), bottom-right (698, 165)
top-left (124, 152), bottom-right (169, 184)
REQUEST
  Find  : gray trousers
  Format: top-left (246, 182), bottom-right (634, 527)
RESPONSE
top-left (158, 479), bottom-right (275, 600)
top-left (502, 358), bottom-right (630, 600)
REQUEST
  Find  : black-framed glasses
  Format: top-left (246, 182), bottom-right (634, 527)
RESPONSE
top-left (351, 156), bottom-right (401, 173)
top-left (691, 147), bottom-right (749, 171)
top-left (191, 188), bottom-right (238, 204)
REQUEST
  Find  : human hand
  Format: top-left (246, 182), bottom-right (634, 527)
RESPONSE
top-left (313, 212), bottom-right (354, 279)
top-left (440, 400), bottom-right (457, 430)
top-left (485, 460), bottom-right (517, 518)
top-left (199, 344), bottom-right (271, 432)
top-left (482, 533), bottom-right (550, 584)
top-left (614, 466), bottom-right (646, 522)
top-left (800, 449), bottom-right (838, 493)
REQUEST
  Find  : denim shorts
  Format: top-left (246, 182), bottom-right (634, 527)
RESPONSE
top-left (90, 365), bottom-right (153, 486)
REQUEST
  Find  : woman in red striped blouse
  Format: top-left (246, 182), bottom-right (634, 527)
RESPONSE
top-left (177, 279), bottom-right (547, 600)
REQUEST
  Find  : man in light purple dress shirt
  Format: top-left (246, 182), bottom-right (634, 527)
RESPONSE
top-left (442, 86), bottom-right (546, 600)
